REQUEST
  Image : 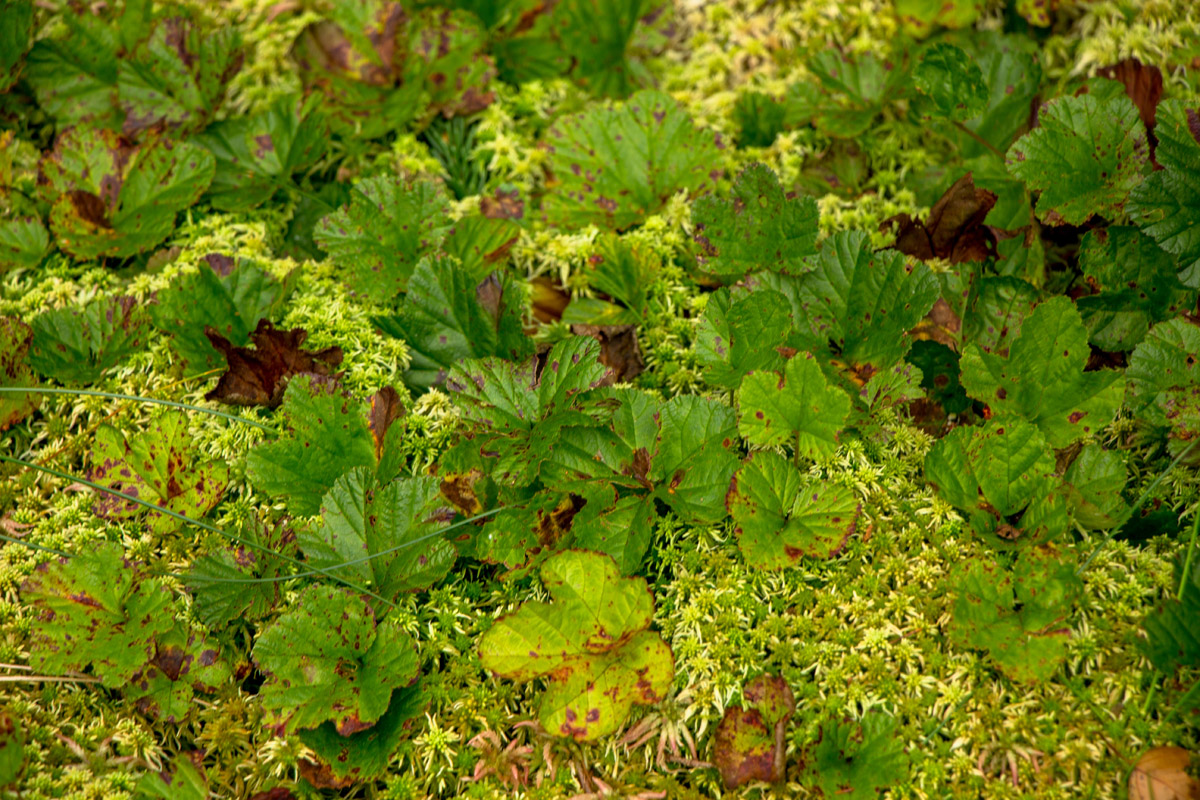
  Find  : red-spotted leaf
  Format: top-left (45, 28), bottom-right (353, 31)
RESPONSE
top-left (737, 353), bottom-right (852, 459)
top-left (0, 317), bottom-right (39, 431)
top-left (714, 674), bottom-right (795, 789)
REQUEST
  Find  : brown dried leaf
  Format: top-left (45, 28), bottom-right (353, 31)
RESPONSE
top-left (481, 189), bottom-right (525, 220)
top-left (205, 320), bottom-right (343, 408)
top-left (570, 324), bottom-right (644, 383)
top-left (713, 674), bottom-right (795, 789)
top-left (884, 173), bottom-right (998, 264)
top-left (367, 385), bottom-right (404, 460)
top-left (1129, 747), bottom-right (1198, 800)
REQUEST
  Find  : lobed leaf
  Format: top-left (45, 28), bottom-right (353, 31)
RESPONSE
top-left (737, 353), bottom-right (851, 459)
top-left (29, 295), bottom-right (149, 384)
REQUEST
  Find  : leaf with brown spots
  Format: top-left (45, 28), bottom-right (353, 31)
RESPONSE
top-left (736, 353), bottom-right (851, 459)
top-left (714, 674), bottom-right (795, 789)
top-left (205, 319), bottom-right (343, 408)
top-left (0, 317), bottom-right (40, 431)
top-left (88, 410), bottom-right (230, 535)
top-left (28, 295), bottom-right (150, 385)
top-left (298, 681), bottom-right (428, 783)
top-left (477, 549), bottom-right (673, 741)
top-left (884, 173), bottom-right (997, 265)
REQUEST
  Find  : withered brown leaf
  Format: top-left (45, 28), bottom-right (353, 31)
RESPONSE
top-left (883, 173), bottom-right (998, 264)
top-left (205, 319), bottom-right (343, 407)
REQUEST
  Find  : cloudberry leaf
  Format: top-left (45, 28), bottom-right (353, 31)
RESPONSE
top-left (88, 411), bottom-right (229, 534)
top-left (375, 257), bottom-right (533, 391)
top-left (0, 0), bottom-right (34, 93)
top-left (806, 713), bottom-right (909, 800)
top-left (961, 275), bottom-right (1041, 356)
top-left (802, 51), bottom-right (907, 138)
top-left (29, 295), bottom-right (149, 384)
top-left (570, 488), bottom-right (656, 575)
top-left (957, 33), bottom-right (1041, 158)
top-left (1006, 93), bottom-right (1148, 226)
top-left (1143, 560), bottom-right (1200, 673)
top-left (135, 754), bottom-right (208, 800)
top-left (298, 682), bottom-right (428, 782)
top-left (895, 0), bottom-right (981, 38)
top-left (960, 296), bottom-right (1124, 447)
top-left (299, 468), bottom-right (457, 603)
top-left (562, 234), bottom-right (657, 325)
top-left (150, 256), bottom-right (292, 370)
top-left (950, 546), bottom-right (1081, 682)
top-left (185, 522), bottom-right (289, 629)
top-left (246, 376), bottom-right (378, 517)
top-left (441, 216), bottom-right (521, 283)
top-left (406, 7), bottom-right (496, 117)
top-left (315, 178), bottom-right (451, 300)
top-left (1076, 226), bottom-right (1192, 351)
top-left (694, 287), bottom-right (791, 391)
top-left (1063, 444), bottom-right (1129, 530)
top-left (252, 584), bottom-right (420, 735)
top-left (0, 317), bottom-right (39, 431)
top-left (128, 625), bottom-right (230, 723)
top-left (195, 95), bottom-right (329, 212)
top-left (24, 14), bottom-right (121, 130)
top-left (733, 91), bottom-right (787, 148)
top-left (542, 89), bottom-right (721, 230)
top-left (1128, 100), bottom-right (1200, 283)
top-left (477, 550), bottom-right (673, 741)
top-left (713, 674), bottom-right (795, 789)
top-left (0, 217), bottom-right (51, 271)
top-left (649, 394), bottom-right (740, 524)
top-left (539, 387), bottom-right (659, 492)
top-left (728, 451), bottom-right (860, 569)
top-left (38, 127), bottom-right (214, 260)
top-left (911, 43), bottom-right (987, 123)
top-left (554, 0), bottom-right (669, 98)
top-left (924, 418), bottom-right (1068, 546)
top-left (1126, 318), bottom-right (1200, 445)
top-left (205, 320), bottom-right (344, 408)
top-left (0, 709), bottom-right (23, 786)
top-left (737, 353), bottom-right (852, 459)
top-left (691, 162), bottom-right (819, 282)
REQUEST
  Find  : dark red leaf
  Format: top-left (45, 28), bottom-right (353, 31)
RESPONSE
top-left (205, 320), bottom-right (343, 407)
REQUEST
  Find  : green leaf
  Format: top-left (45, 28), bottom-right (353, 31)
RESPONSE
top-left (0, 709), bottom-right (24, 786)
top-left (1076, 226), bottom-right (1191, 351)
top-left (0, 216), bottom-right (51, 270)
top-left (1143, 560), bottom-right (1200, 673)
top-left (649, 394), bottom-right (740, 524)
top-left (1063, 444), bottom-right (1128, 530)
top-left (907, 340), bottom-right (971, 415)
top-left (0, 317), bottom-right (39, 431)
top-left (1128, 100), bottom-right (1200, 282)
top-left (24, 15), bottom-right (121, 130)
top-left (950, 547), bottom-right (1081, 682)
top-left (38, 127), bottom-right (215, 260)
top-left (728, 451), bottom-right (860, 569)
top-left (807, 713), bottom-right (909, 800)
top-left (692, 163), bottom-right (819, 282)
top-left (252, 584), bottom-right (420, 734)
top-left (1006, 93), bottom-right (1148, 226)
top-left (298, 682), bottom-right (428, 782)
top-left (563, 234), bottom-right (657, 324)
top-left (300, 468), bottom-right (457, 602)
top-left (477, 550), bottom-right (673, 740)
top-left (924, 418), bottom-right (1067, 546)
top-left (475, 491), bottom-right (581, 569)
top-left (441, 216), bottom-right (521, 283)
top-left (21, 541), bottom-right (175, 688)
top-left (803, 51), bottom-right (907, 139)
top-left (89, 412), bottom-right (229, 534)
top-left (960, 296), bottom-right (1124, 447)
top-left (117, 18), bottom-right (242, 138)
top-left (195, 94), bottom-right (329, 212)
top-left (1126, 317), bottom-right (1200, 437)
top-left (737, 353), bottom-right (852, 459)
top-left (538, 386), bottom-right (657, 491)
top-left (694, 288), bottom-right (791, 391)
top-left (29, 295), bottom-right (150, 384)
top-left (542, 89), bottom-right (721, 230)
top-left (957, 33), bottom-right (1041, 158)
top-left (554, 0), bottom-right (668, 97)
top-left (0, 0), bottom-right (34, 93)
top-left (793, 231), bottom-right (939, 372)
top-left (151, 256), bottom-right (291, 370)
top-left (315, 178), bottom-right (451, 300)
top-left (135, 755), bottom-right (208, 800)
top-left (911, 43), bottom-right (987, 122)
top-left (895, 0), bottom-right (981, 37)
top-left (374, 257), bottom-right (533, 391)
top-left (733, 91), bottom-right (787, 148)
top-left (713, 674), bottom-right (795, 789)
top-left (571, 488), bottom-right (656, 575)
top-left (246, 376), bottom-right (378, 517)
top-left (127, 625), bottom-right (230, 723)
top-left (962, 275), bottom-right (1041, 356)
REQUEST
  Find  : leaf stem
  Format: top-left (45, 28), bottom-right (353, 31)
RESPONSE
top-left (0, 387), bottom-right (277, 433)
top-left (1077, 439), bottom-right (1200, 576)
top-left (950, 120), bottom-right (1006, 160)
top-left (1178, 508), bottom-right (1200, 601)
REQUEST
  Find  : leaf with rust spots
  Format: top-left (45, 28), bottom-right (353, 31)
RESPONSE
top-left (949, 546), bottom-right (1080, 682)
top-left (0, 216), bottom-right (52, 271)
top-left (1127, 319), bottom-right (1200, 447)
top-left (801, 50), bottom-right (909, 139)
top-left (961, 275), bottom-right (1041, 358)
top-left (315, 178), bottom-right (451, 300)
top-left (714, 674), bottom-right (795, 789)
top-left (1063, 444), bottom-right (1129, 530)
top-left (475, 491), bottom-right (585, 569)
top-left (406, 7), bottom-right (496, 118)
top-left (543, 89), bottom-right (721, 231)
top-left (805, 712), bottom-right (909, 799)
top-left (442, 216), bottom-right (521, 282)
top-left (884, 173), bottom-right (997, 265)
top-left (206, 319), bottom-right (343, 408)
top-left (23, 13), bottom-right (122, 130)
top-left (88, 410), bottom-right (229, 535)
top-left (570, 324), bottom-right (644, 383)
top-left (539, 387), bottom-right (657, 492)
top-left (38, 127), bottom-right (214, 259)
top-left (298, 681), bottom-right (428, 783)
top-left (478, 550), bottom-right (673, 741)
top-left (21, 541), bottom-right (175, 689)
top-left (299, 468), bottom-right (456, 606)
top-left (118, 18), bottom-right (243, 138)
top-left (186, 519), bottom-right (292, 628)
top-left (648, 395), bottom-right (740, 524)
top-left (728, 452), bottom-right (860, 569)
top-left (252, 584), bottom-right (420, 734)
top-left (129, 627), bottom-right (230, 723)
top-left (691, 162), bottom-right (819, 282)
top-left (894, 0), bottom-right (981, 38)
top-left (28, 296), bottom-right (149, 385)
top-left (196, 94), bottom-right (329, 211)
top-left (151, 256), bottom-right (292, 370)
top-left (1129, 100), bottom-right (1200, 281)
top-left (960, 296), bottom-right (1124, 448)
top-left (924, 418), bottom-right (1068, 547)
top-left (562, 234), bottom-right (657, 327)
top-left (374, 256), bottom-right (533, 391)
top-left (0, 317), bottom-right (40, 431)
top-left (246, 376), bottom-right (379, 516)
top-left (571, 486), bottom-right (656, 574)
top-left (552, 0), bottom-right (672, 98)
top-left (737, 353), bottom-right (851, 459)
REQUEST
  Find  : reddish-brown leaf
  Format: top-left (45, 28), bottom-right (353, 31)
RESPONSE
top-left (570, 324), bottom-right (644, 383)
top-left (205, 320), bottom-right (343, 407)
top-left (367, 385), bottom-right (404, 459)
top-left (1098, 58), bottom-right (1164, 161)
top-left (884, 173), bottom-right (998, 264)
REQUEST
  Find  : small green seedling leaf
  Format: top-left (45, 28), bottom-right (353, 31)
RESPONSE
top-left (88, 411), bottom-right (230, 534)
top-left (737, 353), bottom-right (852, 459)
top-left (562, 234), bottom-right (657, 326)
top-left (713, 674), bottom-right (795, 789)
top-left (0, 317), bottom-right (39, 431)
top-left (542, 89), bottom-right (721, 230)
top-left (477, 549), bottom-right (673, 740)
top-left (314, 178), bottom-right (452, 300)
top-left (911, 43), bottom-right (987, 122)
top-left (29, 295), bottom-right (149, 384)
top-left (1128, 99), bottom-right (1200, 281)
top-left (950, 546), bottom-right (1081, 682)
top-left (806, 712), bottom-right (909, 800)
top-left (692, 162), bottom-right (819, 282)
top-left (1006, 93), bottom-right (1148, 226)
top-left (252, 584), bottom-right (420, 735)
top-left (960, 296), bottom-right (1124, 448)
top-left (728, 451), bottom-right (860, 569)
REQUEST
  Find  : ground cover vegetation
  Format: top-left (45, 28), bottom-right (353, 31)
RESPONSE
top-left (0, 0), bottom-right (1199, 797)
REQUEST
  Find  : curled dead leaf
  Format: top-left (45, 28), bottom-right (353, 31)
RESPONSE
top-left (205, 320), bottom-right (343, 408)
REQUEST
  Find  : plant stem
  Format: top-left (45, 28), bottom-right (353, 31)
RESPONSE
top-left (1179, 509), bottom-right (1200, 601)
top-left (951, 120), bottom-right (1006, 160)
top-left (0, 387), bottom-right (276, 433)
